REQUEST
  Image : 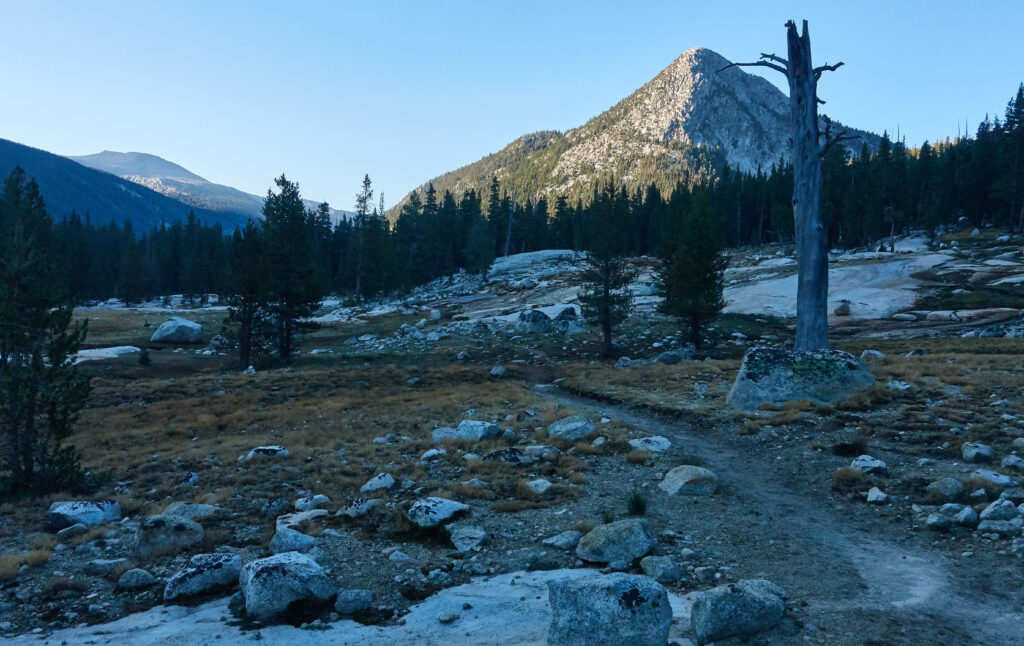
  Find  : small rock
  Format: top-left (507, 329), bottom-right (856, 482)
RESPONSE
top-left (961, 442), bottom-right (994, 463)
top-left (542, 530), bottom-right (582, 551)
top-left (446, 523), bottom-right (489, 551)
top-left (866, 487), bottom-right (887, 504)
top-left (547, 415), bottom-right (595, 441)
top-left (245, 446), bottom-right (289, 460)
top-left (360, 473), bottom-right (396, 493)
top-left (334, 589), bottom-right (373, 615)
top-left (164, 553), bottom-right (242, 601)
top-left (851, 455), bottom-right (887, 475)
top-left (407, 497), bottom-right (470, 528)
top-left (628, 436), bottom-right (672, 452)
top-left (117, 568), bottom-right (156, 590)
top-left (658, 465), bottom-right (718, 496)
top-left (239, 552), bottom-right (335, 622)
top-left (525, 479), bottom-right (552, 495)
top-left (639, 556), bottom-right (681, 584)
top-left (576, 518), bottom-right (655, 570)
top-left (294, 495), bottom-right (330, 512)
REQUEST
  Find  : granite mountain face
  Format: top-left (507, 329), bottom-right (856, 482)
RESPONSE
top-left (394, 47), bottom-right (876, 213)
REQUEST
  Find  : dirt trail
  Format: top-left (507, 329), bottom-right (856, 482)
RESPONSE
top-left (536, 386), bottom-right (1024, 645)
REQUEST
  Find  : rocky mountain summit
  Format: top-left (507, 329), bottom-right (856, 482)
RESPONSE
top-left (393, 47), bottom-right (877, 213)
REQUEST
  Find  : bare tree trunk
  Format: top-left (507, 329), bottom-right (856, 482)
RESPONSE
top-left (724, 20), bottom-right (846, 351)
top-left (785, 21), bottom-right (829, 351)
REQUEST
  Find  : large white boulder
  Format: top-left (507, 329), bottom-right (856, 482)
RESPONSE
top-left (727, 347), bottom-right (875, 410)
top-left (150, 317), bottom-right (203, 343)
top-left (407, 497), bottom-right (469, 528)
top-left (164, 553), bottom-right (242, 602)
top-left (659, 465), bottom-right (718, 496)
top-left (547, 415), bottom-right (595, 441)
top-left (548, 573), bottom-right (671, 646)
top-left (690, 579), bottom-right (788, 644)
top-left (48, 501), bottom-right (121, 530)
top-left (431, 420), bottom-right (501, 442)
top-left (135, 514), bottom-right (204, 558)
top-left (575, 518), bottom-right (654, 570)
top-left (239, 552), bottom-right (335, 623)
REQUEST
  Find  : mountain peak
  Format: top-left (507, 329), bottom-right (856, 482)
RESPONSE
top-left (391, 48), bottom-right (877, 214)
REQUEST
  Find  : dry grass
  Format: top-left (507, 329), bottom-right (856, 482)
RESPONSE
top-left (0, 549), bottom-right (53, 579)
top-left (626, 450), bottom-right (652, 465)
top-left (831, 467), bottom-right (869, 492)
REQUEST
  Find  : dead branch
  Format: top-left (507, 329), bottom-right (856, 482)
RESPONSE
top-left (813, 61), bottom-right (845, 80)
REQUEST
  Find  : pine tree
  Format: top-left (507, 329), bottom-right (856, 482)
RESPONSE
top-left (229, 220), bottom-right (268, 370)
top-left (0, 168), bottom-right (90, 494)
top-left (579, 178), bottom-right (634, 357)
top-left (658, 187), bottom-right (726, 349)
top-left (262, 174), bottom-right (321, 362)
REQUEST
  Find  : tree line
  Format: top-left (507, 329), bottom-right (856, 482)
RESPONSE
top-left (43, 83), bottom-right (1023, 309)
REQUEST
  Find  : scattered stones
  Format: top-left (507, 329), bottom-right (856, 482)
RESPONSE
top-left (690, 579), bottom-right (788, 645)
top-left (164, 553), bottom-right (242, 602)
top-left (516, 309), bottom-right (552, 335)
top-left (547, 573), bottom-right (671, 646)
top-left (116, 568), bottom-right (156, 590)
top-left (244, 446), bottom-right (289, 460)
top-left (276, 509), bottom-right (328, 530)
top-left (658, 465), bottom-right (718, 496)
top-left (979, 499), bottom-right (1020, 521)
top-left (336, 498), bottom-right (381, 519)
top-left (542, 530), bottom-right (582, 551)
top-left (955, 506), bottom-right (979, 527)
top-left (432, 420), bottom-right (501, 442)
top-left (407, 497), bottom-right (470, 528)
top-left (547, 415), bottom-right (595, 441)
top-left (628, 436), bottom-right (672, 452)
top-left (866, 487), bottom-right (888, 504)
top-left (163, 502), bottom-right (219, 520)
top-left (269, 527), bottom-right (316, 554)
top-left (576, 518), bottom-right (655, 569)
top-left (135, 515), bottom-right (204, 558)
top-left (525, 479), bottom-right (553, 495)
top-left (1001, 454), bottom-right (1024, 471)
top-left (446, 523), bottom-right (489, 551)
top-left (970, 469), bottom-right (1016, 489)
top-left (360, 473), bottom-right (396, 492)
top-left (639, 556), bottom-right (681, 584)
top-left (726, 347), bottom-right (875, 410)
top-left (851, 455), bottom-right (887, 475)
top-left (150, 317), bottom-right (202, 343)
top-left (334, 589), bottom-right (373, 615)
top-left (655, 347), bottom-right (693, 364)
top-left (926, 477), bottom-right (965, 503)
top-left (420, 448), bottom-right (446, 461)
top-left (239, 552), bottom-right (335, 622)
top-left (961, 442), bottom-right (994, 463)
top-left (482, 447), bottom-right (538, 466)
top-left (48, 501), bottom-right (121, 531)
top-left (85, 558), bottom-right (130, 576)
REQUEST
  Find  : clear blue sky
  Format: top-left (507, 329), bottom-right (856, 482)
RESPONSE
top-left (2, 1), bottom-right (1021, 210)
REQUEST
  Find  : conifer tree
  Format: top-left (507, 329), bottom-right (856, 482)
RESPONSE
top-left (229, 220), bottom-right (268, 370)
top-left (0, 168), bottom-right (90, 494)
top-left (262, 174), bottom-right (320, 362)
top-left (658, 187), bottom-right (726, 349)
top-left (579, 178), bottom-right (634, 357)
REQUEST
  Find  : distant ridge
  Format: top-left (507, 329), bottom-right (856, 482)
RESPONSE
top-left (0, 138), bottom-right (248, 231)
top-left (70, 150), bottom-right (353, 222)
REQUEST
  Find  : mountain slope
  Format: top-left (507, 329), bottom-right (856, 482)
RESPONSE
top-left (69, 150), bottom-right (353, 222)
top-left (393, 47), bottom-right (877, 214)
top-left (0, 138), bottom-right (247, 231)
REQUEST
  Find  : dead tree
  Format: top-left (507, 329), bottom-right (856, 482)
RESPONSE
top-left (722, 20), bottom-right (852, 350)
